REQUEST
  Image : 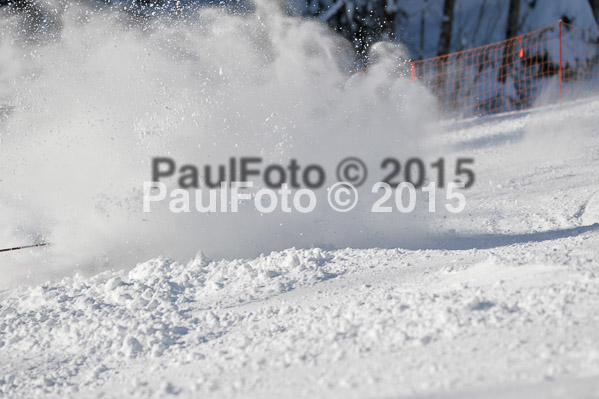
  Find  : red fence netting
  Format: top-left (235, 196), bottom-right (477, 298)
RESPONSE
top-left (410, 21), bottom-right (599, 119)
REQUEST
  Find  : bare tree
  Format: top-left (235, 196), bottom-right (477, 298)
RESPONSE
top-left (437, 0), bottom-right (456, 57)
top-left (506, 0), bottom-right (520, 38)
top-left (589, 0), bottom-right (599, 24)
top-left (418, 0), bottom-right (428, 59)
top-left (434, 0), bottom-right (455, 98)
top-left (499, 0), bottom-right (520, 83)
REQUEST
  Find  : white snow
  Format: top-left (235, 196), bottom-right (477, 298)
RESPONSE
top-left (2, 2), bottom-right (599, 397)
top-left (2, 97), bottom-right (599, 398)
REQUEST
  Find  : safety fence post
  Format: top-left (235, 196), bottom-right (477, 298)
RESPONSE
top-left (410, 62), bottom-right (415, 82)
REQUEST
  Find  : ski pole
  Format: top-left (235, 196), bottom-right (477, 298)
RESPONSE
top-left (0, 243), bottom-right (50, 253)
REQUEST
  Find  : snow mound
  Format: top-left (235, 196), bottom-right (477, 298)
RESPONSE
top-left (581, 190), bottom-right (599, 226)
top-left (0, 248), bottom-right (340, 364)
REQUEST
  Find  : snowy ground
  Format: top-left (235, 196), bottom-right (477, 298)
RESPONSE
top-left (2, 98), bottom-right (599, 398)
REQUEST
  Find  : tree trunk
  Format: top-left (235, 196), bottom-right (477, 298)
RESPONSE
top-left (419, 0), bottom-right (428, 59)
top-left (589, 0), bottom-right (599, 24)
top-left (499, 0), bottom-right (520, 83)
top-left (506, 0), bottom-right (520, 39)
top-left (437, 0), bottom-right (455, 57)
top-left (435, 0), bottom-right (455, 101)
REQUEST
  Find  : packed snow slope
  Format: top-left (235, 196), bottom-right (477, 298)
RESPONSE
top-left (2, 96), bottom-right (599, 398)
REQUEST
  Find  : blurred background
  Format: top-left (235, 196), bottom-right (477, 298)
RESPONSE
top-left (2, 0), bottom-right (598, 61)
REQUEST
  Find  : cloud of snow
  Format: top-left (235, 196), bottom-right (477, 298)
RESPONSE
top-left (0, 0), bottom-right (440, 288)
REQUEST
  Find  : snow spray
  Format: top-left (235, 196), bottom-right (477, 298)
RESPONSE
top-left (0, 0), bottom-right (441, 287)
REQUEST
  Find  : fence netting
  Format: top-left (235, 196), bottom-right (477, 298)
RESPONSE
top-left (410, 21), bottom-right (599, 118)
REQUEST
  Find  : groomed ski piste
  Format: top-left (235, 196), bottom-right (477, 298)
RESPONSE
top-left (2, 95), bottom-right (599, 398)
top-left (2, 1), bottom-right (599, 397)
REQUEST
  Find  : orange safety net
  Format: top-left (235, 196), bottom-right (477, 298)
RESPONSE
top-left (410, 21), bottom-right (599, 118)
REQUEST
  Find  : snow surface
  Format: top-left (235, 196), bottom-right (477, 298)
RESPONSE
top-left (2, 96), bottom-right (599, 398)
